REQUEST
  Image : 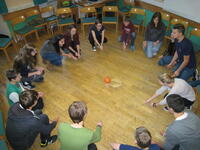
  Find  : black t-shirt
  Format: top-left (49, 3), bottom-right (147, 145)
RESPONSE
top-left (175, 37), bottom-right (196, 68)
top-left (163, 41), bottom-right (176, 56)
top-left (14, 61), bottom-right (31, 77)
top-left (89, 25), bottom-right (105, 39)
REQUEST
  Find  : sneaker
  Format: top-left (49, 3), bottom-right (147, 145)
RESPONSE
top-left (22, 81), bottom-right (29, 86)
top-left (130, 45), bottom-right (135, 51)
top-left (92, 46), bottom-right (96, 51)
top-left (22, 82), bottom-right (30, 89)
top-left (22, 82), bottom-right (35, 89)
top-left (192, 69), bottom-right (199, 81)
top-left (41, 135), bottom-right (57, 148)
top-left (163, 106), bottom-right (169, 111)
top-left (186, 105), bottom-right (192, 110)
top-left (195, 69), bottom-right (199, 80)
top-left (28, 84), bottom-right (35, 89)
top-left (153, 52), bottom-right (157, 56)
top-left (118, 36), bottom-right (122, 42)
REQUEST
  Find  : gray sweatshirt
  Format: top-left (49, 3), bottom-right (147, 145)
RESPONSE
top-left (164, 111), bottom-right (200, 150)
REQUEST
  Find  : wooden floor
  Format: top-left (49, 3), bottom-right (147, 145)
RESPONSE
top-left (0, 25), bottom-right (178, 150)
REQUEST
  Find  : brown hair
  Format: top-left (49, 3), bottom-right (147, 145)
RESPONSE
top-left (19, 90), bottom-right (38, 109)
top-left (173, 23), bottom-right (185, 35)
top-left (135, 127), bottom-right (152, 148)
top-left (20, 43), bottom-right (37, 68)
top-left (150, 11), bottom-right (163, 29)
top-left (6, 69), bottom-right (18, 81)
top-left (13, 43), bottom-right (37, 72)
top-left (68, 101), bottom-right (87, 123)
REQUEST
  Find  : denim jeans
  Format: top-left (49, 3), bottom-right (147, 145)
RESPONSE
top-left (21, 69), bottom-right (44, 84)
top-left (130, 32), bottom-right (136, 46)
top-left (42, 53), bottom-right (63, 66)
top-left (173, 63), bottom-right (196, 81)
top-left (188, 80), bottom-right (200, 87)
top-left (158, 56), bottom-right (173, 66)
top-left (144, 41), bottom-right (162, 58)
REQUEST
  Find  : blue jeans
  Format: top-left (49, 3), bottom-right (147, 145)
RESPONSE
top-left (21, 69), bottom-right (44, 84)
top-left (158, 56), bottom-right (173, 66)
top-left (173, 63), bottom-right (196, 81)
top-left (42, 53), bottom-right (63, 66)
top-left (188, 80), bottom-right (200, 87)
top-left (144, 41), bottom-right (162, 58)
top-left (130, 32), bottom-right (136, 46)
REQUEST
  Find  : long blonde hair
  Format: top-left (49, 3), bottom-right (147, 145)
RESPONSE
top-left (158, 73), bottom-right (174, 84)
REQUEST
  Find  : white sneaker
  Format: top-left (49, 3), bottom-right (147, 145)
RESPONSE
top-left (153, 52), bottom-right (157, 56)
top-left (92, 46), bottom-right (96, 51)
top-left (195, 69), bottom-right (199, 80)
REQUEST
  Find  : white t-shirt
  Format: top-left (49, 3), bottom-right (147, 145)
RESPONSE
top-left (156, 78), bottom-right (195, 105)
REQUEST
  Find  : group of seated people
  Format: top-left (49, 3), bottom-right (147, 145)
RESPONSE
top-left (145, 12), bottom-right (200, 88)
top-left (3, 9), bottom-right (200, 150)
top-left (5, 89), bottom-right (200, 150)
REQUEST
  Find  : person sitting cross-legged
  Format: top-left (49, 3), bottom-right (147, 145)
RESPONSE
top-left (110, 126), bottom-right (161, 150)
top-left (158, 33), bottom-right (176, 66)
top-left (157, 94), bottom-right (200, 150)
top-left (13, 43), bottom-right (45, 88)
top-left (166, 24), bottom-right (196, 81)
top-left (6, 90), bottom-right (58, 150)
top-left (5, 69), bottom-right (44, 111)
top-left (58, 101), bottom-right (102, 150)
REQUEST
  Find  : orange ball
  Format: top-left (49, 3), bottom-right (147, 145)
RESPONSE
top-left (104, 76), bottom-right (111, 83)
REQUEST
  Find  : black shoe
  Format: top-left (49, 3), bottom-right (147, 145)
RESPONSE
top-left (22, 82), bottom-right (35, 89)
top-left (29, 84), bottom-right (35, 89)
top-left (163, 106), bottom-right (169, 111)
top-left (40, 135), bottom-right (57, 148)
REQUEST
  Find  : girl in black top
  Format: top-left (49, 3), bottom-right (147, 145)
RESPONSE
top-left (13, 43), bottom-right (45, 87)
top-left (88, 19), bottom-right (107, 51)
top-left (158, 33), bottom-right (176, 66)
top-left (64, 25), bottom-right (81, 60)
